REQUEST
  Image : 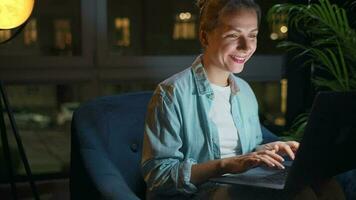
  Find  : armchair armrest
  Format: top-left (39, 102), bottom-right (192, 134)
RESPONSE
top-left (80, 148), bottom-right (140, 200)
top-left (261, 125), bottom-right (279, 144)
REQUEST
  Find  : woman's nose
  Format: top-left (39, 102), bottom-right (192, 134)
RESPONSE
top-left (236, 37), bottom-right (251, 51)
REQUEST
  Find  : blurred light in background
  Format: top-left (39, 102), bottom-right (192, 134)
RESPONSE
top-left (0, 30), bottom-right (11, 42)
top-left (269, 13), bottom-right (288, 40)
top-left (179, 12), bottom-right (191, 20)
top-left (280, 25), bottom-right (288, 34)
top-left (274, 78), bottom-right (288, 126)
top-left (24, 19), bottom-right (37, 45)
top-left (173, 12), bottom-right (196, 40)
top-left (280, 78), bottom-right (288, 114)
top-left (114, 17), bottom-right (130, 47)
top-left (54, 19), bottom-right (72, 54)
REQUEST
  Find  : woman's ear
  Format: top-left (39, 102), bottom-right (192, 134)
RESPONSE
top-left (200, 30), bottom-right (208, 47)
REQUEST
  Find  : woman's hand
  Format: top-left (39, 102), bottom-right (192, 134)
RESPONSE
top-left (256, 141), bottom-right (299, 160)
top-left (191, 141), bottom-right (299, 185)
top-left (220, 149), bottom-right (285, 174)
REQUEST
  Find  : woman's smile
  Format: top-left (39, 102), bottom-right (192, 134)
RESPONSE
top-left (229, 55), bottom-right (247, 64)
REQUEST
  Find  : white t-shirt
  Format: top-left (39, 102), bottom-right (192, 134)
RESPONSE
top-left (209, 83), bottom-right (241, 158)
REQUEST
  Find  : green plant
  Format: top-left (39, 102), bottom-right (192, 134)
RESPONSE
top-left (280, 113), bottom-right (309, 141)
top-left (267, 0), bottom-right (356, 139)
top-left (268, 0), bottom-right (356, 91)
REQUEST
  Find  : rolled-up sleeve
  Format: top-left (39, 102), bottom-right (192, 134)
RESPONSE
top-left (141, 86), bottom-right (198, 196)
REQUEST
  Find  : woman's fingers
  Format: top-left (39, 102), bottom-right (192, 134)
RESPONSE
top-left (263, 149), bottom-right (285, 162)
top-left (273, 141), bottom-right (300, 160)
top-left (286, 141), bottom-right (300, 152)
top-left (279, 143), bottom-right (296, 160)
top-left (257, 152), bottom-right (285, 169)
top-left (255, 154), bottom-right (283, 169)
top-left (250, 150), bottom-right (285, 169)
top-left (262, 141), bottom-right (300, 159)
top-left (255, 149), bottom-right (284, 162)
top-left (228, 148), bottom-right (290, 173)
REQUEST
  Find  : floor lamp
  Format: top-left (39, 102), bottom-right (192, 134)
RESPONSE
top-left (0, 1), bottom-right (40, 199)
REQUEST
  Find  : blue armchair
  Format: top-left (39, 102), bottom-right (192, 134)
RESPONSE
top-left (70, 92), bottom-right (152, 200)
top-left (69, 91), bottom-right (355, 199)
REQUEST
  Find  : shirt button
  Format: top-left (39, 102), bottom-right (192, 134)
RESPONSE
top-left (130, 143), bottom-right (138, 152)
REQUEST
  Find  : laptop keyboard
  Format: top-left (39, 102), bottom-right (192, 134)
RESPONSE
top-left (216, 164), bottom-right (292, 189)
top-left (222, 167), bottom-right (289, 185)
top-left (260, 169), bottom-right (289, 184)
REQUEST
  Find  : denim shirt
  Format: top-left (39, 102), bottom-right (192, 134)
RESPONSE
top-left (141, 55), bottom-right (263, 198)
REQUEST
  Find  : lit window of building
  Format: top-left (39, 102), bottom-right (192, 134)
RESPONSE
top-left (114, 17), bottom-right (130, 47)
top-left (173, 12), bottom-right (196, 40)
top-left (0, 29), bottom-right (11, 43)
top-left (54, 19), bottom-right (72, 51)
top-left (274, 78), bottom-right (288, 126)
top-left (24, 19), bottom-right (37, 45)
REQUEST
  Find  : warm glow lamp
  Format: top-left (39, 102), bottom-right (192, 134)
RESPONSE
top-left (0, 1), bottom-right (39, 200)
top-left (0, 0), bottom-right (35, 29)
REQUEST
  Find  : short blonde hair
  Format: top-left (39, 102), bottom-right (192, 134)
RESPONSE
top-left (197, 0), bottom-right (261, 34)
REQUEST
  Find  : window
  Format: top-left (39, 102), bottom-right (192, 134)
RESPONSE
top-left (173, 12), bottom-right (197, 40)
top-left (249, 79), bottom-right (288, 133)
top-left (107, 0), bottom-right (201, 55)
top-left (0, 83), bottom-right (94, 179)
top-left (24, 19), bottom-right (38, 46)
top-left (114, 17), bottom-right (130, 47)
top-left (0, 0), bottom-right (82, 56)
top-left (0, 30), bottom-right (11, 43)
top-left (53, 19), bottom-right (72, 55)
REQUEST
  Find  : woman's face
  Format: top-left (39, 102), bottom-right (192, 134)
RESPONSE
top-left (204, 8), bottom-right (258, 74)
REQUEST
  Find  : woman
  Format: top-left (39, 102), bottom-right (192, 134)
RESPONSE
top-left (141, 0), bottom-right (342, 199)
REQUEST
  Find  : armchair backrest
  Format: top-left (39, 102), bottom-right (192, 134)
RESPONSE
top-left (70, 92), bottom-right (152, 200)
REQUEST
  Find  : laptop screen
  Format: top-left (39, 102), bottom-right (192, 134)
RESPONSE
top-left (285, 91), bottom-right (356, 191)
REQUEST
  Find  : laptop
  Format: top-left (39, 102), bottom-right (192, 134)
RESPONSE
top-left (210, 91), bottom-right (356, 192)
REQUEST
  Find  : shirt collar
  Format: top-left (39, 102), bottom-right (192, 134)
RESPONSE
top-left (191, 55), bottom-right (240, 96)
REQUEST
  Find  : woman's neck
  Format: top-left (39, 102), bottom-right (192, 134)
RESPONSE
top-left (202, 55), bottom-right (230, 87)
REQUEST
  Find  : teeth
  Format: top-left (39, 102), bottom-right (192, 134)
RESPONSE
top-left (231, 55), bottom-right (245, 61)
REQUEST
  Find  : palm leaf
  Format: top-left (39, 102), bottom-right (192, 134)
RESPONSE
top-left (350, 77), bottom-right (356, 90)
top-left (313, 78), bottom-right (344, 91)
top-left (281, 113), bottom-right (309, 141)
top-left (268, 0), bottom-right (356, 138)
top-left (268, 0), bottom-right (355, 92)
top-left (336, 43), bottom-right (349, 89)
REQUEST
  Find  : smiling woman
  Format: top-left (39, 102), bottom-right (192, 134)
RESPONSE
top-left (140, 0), bottom-right (302, 199)
top-left (140, 0), bottom-right (348, 199)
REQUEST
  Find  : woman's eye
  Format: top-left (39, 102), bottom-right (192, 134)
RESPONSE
top-left (249, 34), bottom-right (258, 38)
top-left (227, 34), bottom-right (239, 38)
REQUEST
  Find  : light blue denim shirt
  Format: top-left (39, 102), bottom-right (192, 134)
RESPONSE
top-left (141, 55), bottom-right (263, 198)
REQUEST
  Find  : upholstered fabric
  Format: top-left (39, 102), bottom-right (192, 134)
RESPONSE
top-left (337, 170), bottom-right (356, 200)
top-left (70, 92), bottom-right (152, 200)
